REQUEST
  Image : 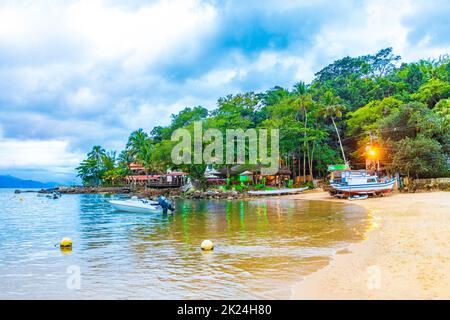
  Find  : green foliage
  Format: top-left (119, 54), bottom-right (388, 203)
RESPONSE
top-left (347, 97), bottom-right (402, 136)
top-left (313, 144), bottom-right (343, 177)
top-left (378, 102), bottom-right (442, 142)
top-left (78, 48), bottom-right (450, 183)
top-left (301, 181), bottom-right (315, 189)
top-left (253, 183), bottom-right (267, 190)
top-left (411, 78), bottom-right (450, 107)
top-left (314, 48), bottom-right (400, 82)
top-left (76, 146), bottom-right (123, 186)
top-left (233, 184), bottom-right (248, 192)
top-left (389, 137), bottom-right (448, 178)
top-left (433, 98), bottom-right (450, 131)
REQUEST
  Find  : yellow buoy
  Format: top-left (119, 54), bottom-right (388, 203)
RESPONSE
top-left (201, 240), bottom-right (214, 251)
top-left (60, 237), bottom-right (73, 249)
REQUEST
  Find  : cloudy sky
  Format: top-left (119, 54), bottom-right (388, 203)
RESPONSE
top-left (0, 0), bottom-right (448, 183)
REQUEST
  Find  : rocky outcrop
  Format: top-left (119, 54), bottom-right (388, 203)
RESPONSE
top-left (34, 185), bottom-right (254, 200)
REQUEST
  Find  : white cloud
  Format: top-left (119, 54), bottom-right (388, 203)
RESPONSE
top-left (0, 0), bottom-right (448, 182)
top-left (0, 0), bottom-right (218, 109)
top-left (0, 138), bottom-right (82, 174)
top-left (66, 0), bottom-right (217, 69)
top-left (65, 87), bottom-right (103, 114)
top-left (306, 0), bottom-right (449, 72)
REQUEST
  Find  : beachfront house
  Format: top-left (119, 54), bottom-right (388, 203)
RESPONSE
top-left (125, 162), bottom-right (188, 188)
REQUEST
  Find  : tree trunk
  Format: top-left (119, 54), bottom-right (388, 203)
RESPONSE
top-left (292, 154), bottom-right (296, 183)
top-left (309, 142), bottom-right (315, 180)
top-left (331, 116), bottom-right (347, 164)
top-left (303, 151), bottom-right (306, 182)
top-left (303, 106), bottom-right (308, 182)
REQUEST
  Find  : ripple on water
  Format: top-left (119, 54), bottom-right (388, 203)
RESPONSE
top-left (0, 190), bottom-right (369, 299)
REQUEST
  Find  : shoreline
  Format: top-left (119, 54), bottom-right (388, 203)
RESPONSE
top-left (12, 186), bottom-right (307, 200)
top-left (284, 190), bottom-right (450, 299)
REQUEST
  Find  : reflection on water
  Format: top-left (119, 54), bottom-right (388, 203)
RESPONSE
top-left (0, 190), bottom-right (368, 299)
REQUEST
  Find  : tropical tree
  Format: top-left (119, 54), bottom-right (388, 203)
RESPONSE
top-left (433, 98), bottom-right (450, 131)
top-left (320, 91), bottom-right (348, 165)
top-left (346, 97), bottom-right (402, 137)
top-left (293, 82), bottom-right (313, 180)
top-left (76, 145), bottom-right (106, 186)
top-left (389, 136), bottom-right (448, 178)
top-left (136, 140), bottom-right (165, 177)
top-left (126, 129), bottom-right (151, 160)
top-left (102, 167), bottom-right (126, 186)
top-left (77, 49), bottom-right (450, 185)
top-left (412, 78), bottom-right (450, 107)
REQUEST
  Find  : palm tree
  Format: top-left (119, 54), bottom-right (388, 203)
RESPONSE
top-left (76, 158), bottom-right (97, 185)
top-left (101, 151), bottom-right (116, 171)
top-left (135, 140), bottom-right (165, 183)
top-left (126, 129), bottom-right (150, 159)
top-left (87, 145), bottom-right (106, 163)
top-left (77, 145), bottom-right (107, 186)
top-left (293, 82), bottom-right (314, 181)
top-left (320, 91), bottom-right (347, 165)
top-left (137, 141), bottom-right (153, 176)
top-left (117, 149), bottom-right (133, 169)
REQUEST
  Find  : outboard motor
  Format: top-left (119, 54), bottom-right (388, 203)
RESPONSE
top-left (157, 196), bottom-right (175, 214)
top-left (52, 191), bottom-right (61, 199)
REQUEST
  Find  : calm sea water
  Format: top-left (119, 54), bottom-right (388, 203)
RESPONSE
top-left (0, 189), bottom-right (369, 299)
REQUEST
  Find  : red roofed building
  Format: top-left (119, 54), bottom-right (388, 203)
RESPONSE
top-left (125, 162), bottom-right (188, 188)
top-left (128, 162), bottom-right (146, 174)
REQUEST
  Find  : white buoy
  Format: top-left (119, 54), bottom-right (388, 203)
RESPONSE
top-left (201, 240), bottom-right (214, 251)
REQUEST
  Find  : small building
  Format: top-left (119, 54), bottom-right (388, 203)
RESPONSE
top-left (215, 164), bottom-right (292, 187)
top-left (125, 175), bottom-right (149, 187)
top-left (204, 165), bottom-right (227, 185)
top-left (256, 167), bottom-right (291, 187)
top-left (125, 162), bottom-right (148, 187)
top-left (129, 162), bottom-right (146, 175)
top-left (147, 172), bottom-right (188, 188)
top-left (125, 162), bottom-right (188, 188)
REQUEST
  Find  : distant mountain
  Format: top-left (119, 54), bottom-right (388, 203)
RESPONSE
top-left (0, 175), bottom-right (60, 188)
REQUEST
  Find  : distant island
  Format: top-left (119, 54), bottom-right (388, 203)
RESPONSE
top-left (0, 175), bottom-right (59, 188)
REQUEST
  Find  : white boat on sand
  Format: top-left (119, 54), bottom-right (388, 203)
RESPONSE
top-left (248, 187), bottom-right (308, 196)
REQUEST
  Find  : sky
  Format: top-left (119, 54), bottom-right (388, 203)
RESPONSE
top-left (0, 0), bottom-right (449, 184)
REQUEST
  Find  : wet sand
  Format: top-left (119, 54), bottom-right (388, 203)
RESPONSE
top-left (286, 190), bottom-right (450, 299)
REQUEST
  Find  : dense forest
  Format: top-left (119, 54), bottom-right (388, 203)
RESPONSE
top-left (77, 48), bottom-right (450, 186)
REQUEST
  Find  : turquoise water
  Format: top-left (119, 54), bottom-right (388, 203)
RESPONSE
top-left (0, 189), bottom-right (368, 299)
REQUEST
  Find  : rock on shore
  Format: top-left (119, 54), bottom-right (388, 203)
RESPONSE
top-left (40, 186), bottom-right (250, 200)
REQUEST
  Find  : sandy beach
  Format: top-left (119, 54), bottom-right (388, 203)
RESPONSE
top-left (286, 190), bottom-right (450, 300)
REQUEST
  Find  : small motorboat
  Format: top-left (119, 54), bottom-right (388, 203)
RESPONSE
top-left (45, 191), bottom-right (61, 199)
top-left (109, 196), bottom-right (175, 214)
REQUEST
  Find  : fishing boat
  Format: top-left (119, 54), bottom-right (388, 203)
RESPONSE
top-left (109, 196), bottom-right (174, 214)
top-left (330, 170), bottom-right (396, 196)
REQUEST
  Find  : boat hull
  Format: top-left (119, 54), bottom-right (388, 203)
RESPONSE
top-left (248, 187), bottom-right (308, 196)
top-left (109, 200), bottom-right (162, 213)
top-left (331, 179), bottom-right (396, 195)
